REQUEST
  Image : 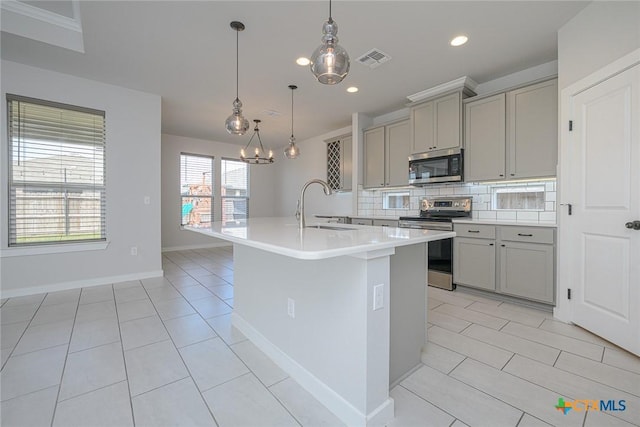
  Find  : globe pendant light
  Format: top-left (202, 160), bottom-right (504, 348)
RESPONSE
top-left (310, 0), bottom-right (350, 85)
top-left (284, 85), bottom-right (300, 159)
top-left (225, 21), bottom-right (250, 135)
top-left (240, 120), bottom-right (274, 164)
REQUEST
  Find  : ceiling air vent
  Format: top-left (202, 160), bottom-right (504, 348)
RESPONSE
top-left (357, 49), bottom-right (391, 69)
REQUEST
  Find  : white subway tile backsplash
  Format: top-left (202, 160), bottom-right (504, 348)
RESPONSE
top-left (539, 212), bottom-right (557, 222)
top-left (496, 211), bottom-right (517, 221)
top-left (478, 211), bottom-right (498, 220)
top-left (516, 211), bottom-right (539, 221)
top-left (356, 180), bottom-right (556, 221)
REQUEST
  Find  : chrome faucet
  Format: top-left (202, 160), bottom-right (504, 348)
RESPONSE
top-left (297, 179), bottom-right (332, 228)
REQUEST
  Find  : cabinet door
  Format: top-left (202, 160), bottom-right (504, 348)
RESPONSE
top-left (341, 136), bottom-right (352, 191)
top-left (507, 79), bottom-right (558, 179)
top-left (464, 93), bottom-right (506, 181)
top-left (498, 241), bottom-right (554, 303)
top-left (434, 92), bottom-right (461, 150)
top-left (364, 127), bottom-right (385, 188)
top-left (411, 101), bottom-right (434, 154)
top-left (453, 237), bottom-right (496, 290)
top-left (385, 120), bottom-right (411, 187)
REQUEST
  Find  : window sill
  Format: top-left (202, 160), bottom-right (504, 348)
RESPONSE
top-left (0, 241), bottom-right (110, 258)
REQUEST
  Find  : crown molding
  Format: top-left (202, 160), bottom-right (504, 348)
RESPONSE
top-left (407, 76), bottom-right (478, 103)
top-left (1, 0), bottom-right (84, 53)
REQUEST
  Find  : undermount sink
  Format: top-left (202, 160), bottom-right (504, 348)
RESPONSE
top-left (306, 225), bottom-right (357, 231)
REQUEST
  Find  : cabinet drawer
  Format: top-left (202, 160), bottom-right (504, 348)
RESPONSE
top-left (500, 226), bottom-right (554, 244)
top-left (454, 223), bottom-right (495, 239)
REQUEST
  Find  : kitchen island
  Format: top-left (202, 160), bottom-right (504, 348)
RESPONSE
top-left (186, 217), bottom-right (454, 426)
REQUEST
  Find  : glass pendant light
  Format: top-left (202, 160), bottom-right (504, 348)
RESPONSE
top-left (225, 21), bottom-right (250, 135)
top-left (240, 120), bottom-right (274, 164)
top-left (284, 85), bottom-right (300, 159)
top-left (310, 0), bottom-right (350, 85)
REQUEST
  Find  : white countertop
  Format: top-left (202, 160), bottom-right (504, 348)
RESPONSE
top-left (185, 217), bottom-right (455, 260)
top-left (453, 218), bottom-right (557, 228)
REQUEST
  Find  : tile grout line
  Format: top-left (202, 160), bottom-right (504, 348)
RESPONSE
top-left (172, 251), bottom-right (296, 424)
top-left (49, 286), bottom-right (83, 427)
top-left (398, 383), bottom-right (468, 425)
top-left (141, 278), bottom-right (222, 427)
top-left (112, 282), bottom-right (138, 427)
top-left (1, 295), bottom-right (48, 371)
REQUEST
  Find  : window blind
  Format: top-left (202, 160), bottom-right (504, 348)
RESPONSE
top-left (7, 95), bottom-right (106, 246)
top-left (180, 153), bottom-right (213, 227)
top-left (221, 158), bottom-right (249, 223)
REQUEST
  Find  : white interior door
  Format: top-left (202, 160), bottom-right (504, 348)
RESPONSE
top-left (565, 59), bottom-right (640, 355)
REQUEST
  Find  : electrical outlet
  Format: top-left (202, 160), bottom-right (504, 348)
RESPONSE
top-left (373, 284), bottom-right (384, 310)
top-left (287, 298), bottom-right (295, 318)
top-left (130, 246), bottom-right (138, 256)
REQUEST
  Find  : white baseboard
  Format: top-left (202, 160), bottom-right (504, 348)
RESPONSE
top-left (162, 242), bottom-right (231, 252)
top-left (231, 313), bottom-right (394, 427)
top-left (0, 270), bottom-right (164, 298)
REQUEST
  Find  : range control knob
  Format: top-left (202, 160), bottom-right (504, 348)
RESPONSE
top-left (453, 202), bottom-right (460, 207)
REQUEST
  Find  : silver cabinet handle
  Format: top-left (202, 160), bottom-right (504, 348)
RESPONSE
top-left (625, 220), bottom-right (640, 230)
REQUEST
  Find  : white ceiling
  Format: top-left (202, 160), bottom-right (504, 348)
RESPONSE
top-left (1, 1), bottom-right (589, 148)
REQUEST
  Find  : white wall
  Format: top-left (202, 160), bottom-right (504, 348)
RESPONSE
top-left (161, 133), bottom-right (277, 251)
top-left (0, 60), bottom-right (162, 297)
top-left (273, 126), bottom-right (354, 218)
top-left (558, 1), bottom-right (640, 90)
top-left (554, 1), bottom-right (640, 322)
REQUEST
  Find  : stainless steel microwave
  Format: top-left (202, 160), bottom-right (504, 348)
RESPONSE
top-left (409, 148), bottom-right (463, 185)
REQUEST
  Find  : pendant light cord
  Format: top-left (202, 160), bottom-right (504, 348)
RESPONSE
top-left (290, 88), bottom-right (294, 138)
top-left (328, 0), bottom-right (333, 22)
top-left (235, 28), bottom-right (239, 100)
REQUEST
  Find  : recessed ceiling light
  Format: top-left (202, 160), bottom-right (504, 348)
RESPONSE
top-left (296, 57), bottom-right (310, 66)
top-left (450, 35), bottom-right (468, 47)
top-left (347, 86), bottom-right (359, 93)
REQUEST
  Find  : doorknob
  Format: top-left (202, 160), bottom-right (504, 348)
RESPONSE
top-left (625, 220), bottom-right (640, 230)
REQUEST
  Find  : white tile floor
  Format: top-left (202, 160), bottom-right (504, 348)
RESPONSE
top-left (1, 246), bottom-right (639, 426)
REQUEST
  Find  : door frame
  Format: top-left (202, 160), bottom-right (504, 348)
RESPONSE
top-left (555, 48), bottom-right (640, 323)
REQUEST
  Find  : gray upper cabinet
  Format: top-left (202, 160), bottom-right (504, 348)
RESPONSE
top-left (326, 135), bottom-right (352, 191)
top-left (386, 120), bottom-right (411, 187)
top-left (507, 79), bottom-right (558, 179)
top-left (364, 119), bottom-right (410, 189)
top-left (464, 79), bottom-right (558, 182)
top-left (464, 93), bottom-right (506, 181)
top-left (411, 92), bottom-right (462, 154)
top-left (363, 127), bottom-right (386, 188)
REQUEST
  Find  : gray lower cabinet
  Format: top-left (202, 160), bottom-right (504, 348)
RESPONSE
top-left (453, 223), bottom-right (556, 304)
top-left (499, 241), bottom-right (554, 303)
top-left (453, 237), bottom-right (496, 291)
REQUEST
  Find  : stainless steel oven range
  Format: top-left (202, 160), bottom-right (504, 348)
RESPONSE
top-left (399, 196), bottom-right (472, 291)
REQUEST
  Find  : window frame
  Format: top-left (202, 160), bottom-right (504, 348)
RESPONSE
top-left (179, 152), bottom-right (214, 228)
top-left (6, 94), bottom-right (107, 248)
top-left (220, 157), bottom-right (250, 223)
top-left (491, 184), bottom-right (546, 211)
